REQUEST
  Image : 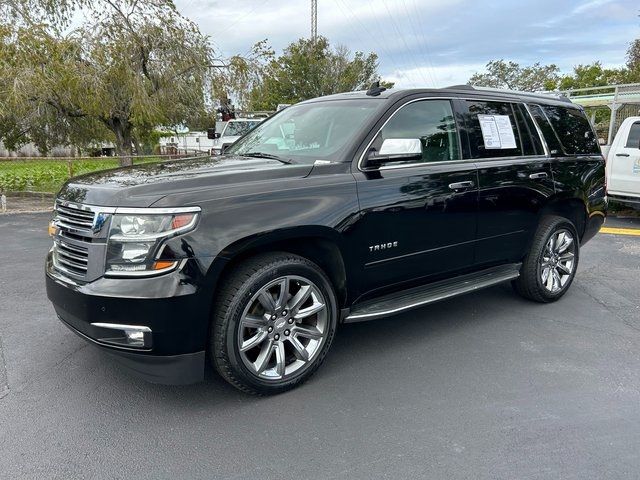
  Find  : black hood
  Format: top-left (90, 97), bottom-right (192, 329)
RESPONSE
top-left (57, 155), bottom-right (315, 207)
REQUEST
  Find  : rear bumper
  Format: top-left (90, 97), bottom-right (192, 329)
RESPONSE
top-left (46, 251), bottom-right (211, 385)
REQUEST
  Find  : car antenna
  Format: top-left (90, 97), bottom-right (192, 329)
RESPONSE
top-left (366, 81), bottom-right (387, 96)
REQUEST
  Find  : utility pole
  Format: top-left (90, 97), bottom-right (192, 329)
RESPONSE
top-left (311, 0), bottom-right (318, 41)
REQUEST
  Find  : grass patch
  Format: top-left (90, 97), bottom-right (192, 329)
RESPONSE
top-left (0, 157), bottom-right (164, 194)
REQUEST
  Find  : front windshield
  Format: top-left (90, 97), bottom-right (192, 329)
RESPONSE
top-left (226, 99), bottom-right (383, 163)
top-left (224, 121), bottom-right (260, 137)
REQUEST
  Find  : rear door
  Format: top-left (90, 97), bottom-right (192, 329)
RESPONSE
top-left (352, 98), bottom-right (479, 294)
top-left (608, 120), bottom-right (640, 198)
top-left (458, 99), bottom-right (555, 266)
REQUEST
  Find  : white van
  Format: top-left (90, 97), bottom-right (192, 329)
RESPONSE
top-left (606, 117), bottom-right (640, 207)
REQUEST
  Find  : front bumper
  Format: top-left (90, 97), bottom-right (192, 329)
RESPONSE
top-left (46, 252), bottom-right (211, 385)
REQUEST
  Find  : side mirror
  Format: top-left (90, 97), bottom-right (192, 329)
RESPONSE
top-left (365, 138), bottom-right (422, 168)
top-left (207, 128), bottom-right (221, 140)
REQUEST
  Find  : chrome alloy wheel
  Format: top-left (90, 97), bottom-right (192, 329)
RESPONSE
top-left (540, 229), bottom-right (576, 294)
top-left (237, 276), bottom-right (328, 381)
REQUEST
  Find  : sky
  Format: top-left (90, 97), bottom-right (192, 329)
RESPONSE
top-left (172, 0), bottom-right (640, 88)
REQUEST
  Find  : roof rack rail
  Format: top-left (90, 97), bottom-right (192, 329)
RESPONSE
top-left (446, 84), bottom-right (476, 90)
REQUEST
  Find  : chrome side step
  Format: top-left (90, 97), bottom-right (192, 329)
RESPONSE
top-left (345, 263), bottom-right (521, 323)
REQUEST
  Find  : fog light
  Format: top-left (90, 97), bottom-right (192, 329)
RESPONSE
top-left (91, 322), bottom-right (152, 349)
top-left (125, 329), bottom-right (145, 346)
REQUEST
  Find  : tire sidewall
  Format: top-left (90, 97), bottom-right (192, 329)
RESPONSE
top-left (533, 219), bottom-right (580, 301)
top-left (224, 259), bottom-right (338, 392)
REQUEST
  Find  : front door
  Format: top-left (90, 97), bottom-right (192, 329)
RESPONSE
top-left (351, 98), bottom-right (479, 296)
top-left (609, 120), bottom-right (640, 198)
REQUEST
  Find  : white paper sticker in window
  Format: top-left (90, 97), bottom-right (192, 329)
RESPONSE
top-left (478, 115), bottom-right (517, 149)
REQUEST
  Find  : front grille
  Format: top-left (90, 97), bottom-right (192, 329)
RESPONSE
top-left (53, 240), bottom-right (89, 276)
top-left (55, 203), bottom-right (95, 231)
top-left (51, 201), bottom-right (109, 282)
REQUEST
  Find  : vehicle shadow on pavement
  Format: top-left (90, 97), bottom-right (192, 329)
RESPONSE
top-left (80, 283), bottom-right (536, 405)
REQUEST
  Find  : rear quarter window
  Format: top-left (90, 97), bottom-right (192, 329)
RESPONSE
top-left (539, 105), bottom-right (600, 155)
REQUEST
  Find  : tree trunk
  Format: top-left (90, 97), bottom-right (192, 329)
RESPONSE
top-left (108, 118), bottom-right (134, 167)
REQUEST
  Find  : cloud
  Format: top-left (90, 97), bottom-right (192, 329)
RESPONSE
top-left (175, 0), bottom-right (640, 87)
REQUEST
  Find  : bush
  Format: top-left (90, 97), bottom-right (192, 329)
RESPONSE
top-left (0, 156), bottom-right (165, 194)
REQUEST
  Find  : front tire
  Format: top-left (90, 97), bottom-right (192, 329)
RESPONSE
top-left (513, 215), bottom-right (580, 303)
top-left (211, 252), bottom-right (338, 395)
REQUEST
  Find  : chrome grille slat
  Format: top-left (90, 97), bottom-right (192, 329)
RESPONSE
top-left (55, 204), bottom-right (95, 230)
top-left (56, 248), bottom-right (88, 265)
top-left (55, 255), bottom-right (88, 273)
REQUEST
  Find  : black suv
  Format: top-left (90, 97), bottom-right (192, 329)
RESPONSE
top-left (46, 86), bottom-right (606, 394)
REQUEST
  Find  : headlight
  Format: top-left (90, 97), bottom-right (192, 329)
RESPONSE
top-left (105, 207), bottom-right (200, 277)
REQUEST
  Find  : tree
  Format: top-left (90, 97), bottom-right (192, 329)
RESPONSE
top-left (557, 62), bottom-right (627, 90)
top-left (0, 1), bottom-right (212, 164)
top-left (468, 60), bottom-right (560, 92)
top-left (243, 37), bottom-right (393, 111)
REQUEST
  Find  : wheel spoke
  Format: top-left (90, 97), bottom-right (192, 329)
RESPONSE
top-left (288, 335), bottom-right (309, 361)
top-left (293, 325), bottom-right (323, 340)
top-left (552, 269), bottom-right (562, 291)
top-left (253, 340), bottom-right (274, 374)
top-left (541, 267), bottom-right (551, 283)
top-left (558, 234), bottom-right (573, 253)
top-left (258, 290), bottom-right (276, 313)
top-left (274, 341), bottom-right (286, 378)
top-left (275, 277), bottom-right (289, 309)
top-left (288, 284), bottom-right (311, 313)
top-left (295, 300), bottom-right (325, 319)
top-left (545, 268), bottom-right (554, 290)
top-left (241, 330), bottom-right (268, 352)
top-left (548, 235), bottom-right (556, 252)
top-left (241, 315), bottom-right (267, 329)
top-left (559, 251), bottom-right (574, 262)
top-left (557, 262), bottom-right (572, 274)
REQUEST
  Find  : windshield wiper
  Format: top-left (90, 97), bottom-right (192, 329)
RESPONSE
top-left (242, 152), bottom-right (294, 164)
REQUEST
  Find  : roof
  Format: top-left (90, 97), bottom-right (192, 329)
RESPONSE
top-left (305, 85), bottom-right (575, 107)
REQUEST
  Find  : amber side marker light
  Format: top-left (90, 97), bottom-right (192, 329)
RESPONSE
top-left (153, 260), bottom-right (178, 270)
top-left (171, 213), bottom-right (196, 230)
top-left (48, 222), bottom-right (58, 237)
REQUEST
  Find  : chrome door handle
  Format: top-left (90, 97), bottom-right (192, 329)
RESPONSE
top-left (529, 172), bottom-right (548, 179)
top-left (448, 181), bottom-right (475, 190)
top-left (616, 153), bottom-right (630, 157)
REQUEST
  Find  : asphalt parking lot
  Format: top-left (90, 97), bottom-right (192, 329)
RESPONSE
top-left (1, 212), bottom-right (639, 479)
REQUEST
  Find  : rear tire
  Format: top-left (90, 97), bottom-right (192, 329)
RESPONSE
top-left (211, 252), bottom-right (338, 395)
top-left (513, 215), bottom-right (580, 303)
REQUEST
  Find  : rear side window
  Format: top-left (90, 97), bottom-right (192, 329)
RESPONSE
top-left (527, 104), bottom-right (563, 155)
top-left (464, 101), bottom-right (522, 159)
top-left (539, 105), bottom-right (599, 155)
top-left (514, 104), bottom-right (544, 156)
top-left (625, 122), bottom-right (640, 148)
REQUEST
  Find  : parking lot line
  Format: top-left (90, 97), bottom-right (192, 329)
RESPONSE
top-left (600, 227), bottom-right (640, 236)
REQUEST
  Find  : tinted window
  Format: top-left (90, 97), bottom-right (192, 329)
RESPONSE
top-left (464, 101), bottom-right (522, 159)
top-left (372, 100), bottom-right (460, 163)
top-left (540, 105), bottom-right (599, 155)
top-left (528, 104), bottom-right (563, 155)
top-left (515, 104), bottom-right (544, 155)
top-left (625, 122), bottom-right (640, 149)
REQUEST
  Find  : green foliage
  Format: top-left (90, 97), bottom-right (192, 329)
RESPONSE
top-left (228, 37), bottom-right (393, 111)
top-left (0, 157), bottom-right (163, 193)
top-left (468, 60), bottom-right (560, 92)
top-left (557, 62), bottom-right (628, 90)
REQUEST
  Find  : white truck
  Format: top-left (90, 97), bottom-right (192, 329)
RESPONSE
top-left (605, 117), bottom-right (640, 207)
